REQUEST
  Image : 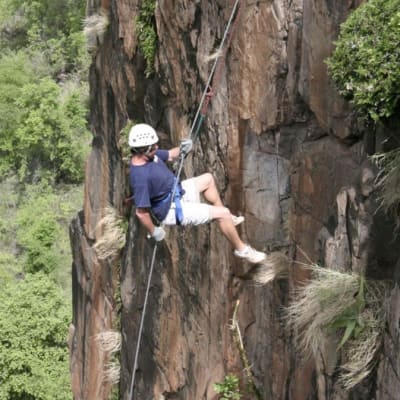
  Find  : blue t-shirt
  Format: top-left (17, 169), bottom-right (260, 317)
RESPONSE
top-left (129, 149), bottom-right (176, 221)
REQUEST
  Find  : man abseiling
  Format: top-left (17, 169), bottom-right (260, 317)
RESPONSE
top-left (128, 123), bottom-right (267, 264)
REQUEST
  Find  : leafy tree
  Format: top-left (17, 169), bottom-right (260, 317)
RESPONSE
top-left (0, 272), bottom-right (71, 399)
top-left (16, 185), bottom-right (61, 274)
top-left (0, 178), bottom-right (82, 290)
top-left (14, 182), bottom-right (82, 278)
top-left (15, 78), bottom-right (89, 182)
top-left (0, 65), bottom-right (90, 183)
top-left (0, 51), bottom-right (35, 174)
top-left (326, 0), bottom-right (400, 120)
top-left (0, 0), bottom-right (88, 75)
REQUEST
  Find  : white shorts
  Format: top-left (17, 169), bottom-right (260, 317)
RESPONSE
top-left (162, 178), bottom-right (212, 225)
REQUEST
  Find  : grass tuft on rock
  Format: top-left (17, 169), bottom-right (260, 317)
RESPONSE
top-left (93, 206), bottom-right (126, 260)
top-left (286, 264), bottom-right (390, 388)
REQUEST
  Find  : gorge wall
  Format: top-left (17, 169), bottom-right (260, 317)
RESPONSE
top-left (69, 0), bottom-right (400, 399)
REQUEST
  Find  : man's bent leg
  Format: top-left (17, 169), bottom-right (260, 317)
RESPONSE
top-left (209, 206), bottom-right (246, 251)
top-left (209, 206), bottom-right (266, 264)
top-left (193, 173), bottom-right (224, 207)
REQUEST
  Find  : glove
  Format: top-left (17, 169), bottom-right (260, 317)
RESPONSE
top-left (179, 138), bottom-right (193, 157)
top-left (152, 226), bottom-right (166, 241)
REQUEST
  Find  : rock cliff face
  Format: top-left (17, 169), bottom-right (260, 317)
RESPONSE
top-left (70, 0), bottom-right (400, 399)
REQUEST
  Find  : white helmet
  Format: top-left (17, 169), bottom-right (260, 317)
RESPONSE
top-left (128, 123), bottom-right (159, 148)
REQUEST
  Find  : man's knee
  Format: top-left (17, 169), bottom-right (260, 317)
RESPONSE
top-left (210, 206), bottom-right (231, 220)
top-left (195, 172), bottom-right (216, 192)
top-left (203, 172), bottom-right (214, 186)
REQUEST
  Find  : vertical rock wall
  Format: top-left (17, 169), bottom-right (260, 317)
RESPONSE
top-left (70, 0), bottom-right (400, 399)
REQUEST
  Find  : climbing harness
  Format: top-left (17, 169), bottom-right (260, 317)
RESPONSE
top-left (128, 1), bottom-right (243, 398)
top-left (151, 177), bottom-right (185, 225)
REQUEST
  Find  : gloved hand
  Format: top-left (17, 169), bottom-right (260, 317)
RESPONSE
top-left (152, 226), bottom-right (166, 241)
top-left (179, 138), bottom-right (193, 157)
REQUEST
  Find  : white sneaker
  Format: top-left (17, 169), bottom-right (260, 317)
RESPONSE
top-left (232, 215), bottom-right (245, 226)
top-left (234, 245), bottom-right (267, 264)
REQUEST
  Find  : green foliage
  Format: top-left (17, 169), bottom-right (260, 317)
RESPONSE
top-left (0, 2), bottom-right (85, 396)
top-left (0, 252), bottom-right (20, 284)
top-left (326, 0), bottom-right (400, 120)
top-left (0, 176), bottom-right (22, 284)
top-left (0, 1), bottom-right (90, 184)
top-left (16, 185), bottom-right (61, 274)
top-left (214, 374), bottom-right (242, 400)
top-left (136, 0), bottom-right (157, 77)
top-left (328, 276), bottom-right (366, 350)
top-left (0, 176), bottom-right (18, 244)
top-left (0, 51), bottom-right (35, 167)
top-left (0, 64), bottom-right (90, 183)
top-left (0, 178), bottom-right (82, 293)
top-left (0, 0), bottom-right (88, 75)
top-left (0, 272), bottom-right (71, 399)
top-left (14, 183), bottom-right (82, 285)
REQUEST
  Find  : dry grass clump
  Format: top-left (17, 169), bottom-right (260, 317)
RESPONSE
top-left (339, 309), bottom-right (381, 389)
top-left (373, 148), bottom-right (400, 227)
top-left (251, 252), bottom-right (289, 285)
top-left (93, 206), bottom-right (126, 260)
top-left (287, 265), bottom-right (360, 356)
top-left (286, 264), bottom-right (390, 388)
top-left (95, 330), bottom-right (121, 385)
top-left (104, 361), bottom-right (120, 384)
top-left (95, 330), bottom-right (121, 354)
top-left (83, 9), bottom-right (110, 53)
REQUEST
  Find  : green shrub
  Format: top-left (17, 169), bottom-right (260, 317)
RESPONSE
top-left (214, 374), bottom-right (242, 400)
top-left (0, 272), bottom-right (71, 400)
top-left (15, 183), bottom-right (82, 277)
top-left (0, 69), bottom-right (90, 183)
top-left (0, 52), bottom-right (35, 177)
top-left (0, 252), bottom-right (20, 284)
top-left (326, 0), bottom-right (400, 120)
top-left (0, 180), bottom-right (82, 290)
top-left (136, 0), bottom-right (157, 77)
top-left (0, 0), bottom-right (87, 74)
top-left (16, 185), bottom-right (61, 274)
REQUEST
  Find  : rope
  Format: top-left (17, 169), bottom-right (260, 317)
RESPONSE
top-left (128, 243), bottom-right (158, 399)
top-left (128, 1), bottom-right (243, 398)
top-left (189, 0), bottom-right (243, 144)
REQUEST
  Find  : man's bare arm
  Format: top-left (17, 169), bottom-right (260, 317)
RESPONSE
top-left (135, 207), bottom-right (155, 234)
top-left (168, 146), bottom-right (180, 161)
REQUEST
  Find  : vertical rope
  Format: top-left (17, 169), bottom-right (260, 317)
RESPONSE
top-left (128, 1), bottom-right (243, 398)
top-left (190, 0), bottom-right (243, 144)
top-left (128, 243), bottom-right (158, 399)
top-left (128, 152), bottom-right (186, 400)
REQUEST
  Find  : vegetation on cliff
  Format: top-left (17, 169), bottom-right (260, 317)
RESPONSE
top-left (327, 0), bottom-right (400, 121)
top-left (287, 265), bottom-right (390, 389)
top-left (135, 0), bottom-right (157, 77)
top-left (327, 0), bottom-right (400, 225)
top-left (286, 0), bottom-right (400, 390)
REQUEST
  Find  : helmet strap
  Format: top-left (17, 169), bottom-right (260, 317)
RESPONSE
top-left (144, 145), bottom-right (154, 155)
